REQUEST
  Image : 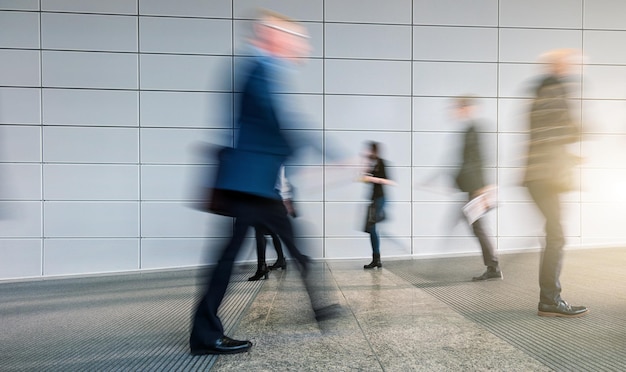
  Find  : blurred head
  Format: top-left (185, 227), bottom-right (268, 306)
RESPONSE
top-left (367, 141), bottom-right (380, 160)
top-left (540, 48), bottom-right (581, 77)
top-left (453, 95), bottom-right (477, 120)
top-left (254, 10), bottom-right (311, 64)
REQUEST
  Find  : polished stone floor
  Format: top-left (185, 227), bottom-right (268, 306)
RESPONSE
top-left (1, 248), bottom-right (625, 371)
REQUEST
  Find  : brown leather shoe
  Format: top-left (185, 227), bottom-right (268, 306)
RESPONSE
top-left (472, 269), bottom-right (503, 281)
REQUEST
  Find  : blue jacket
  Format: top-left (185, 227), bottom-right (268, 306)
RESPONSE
top-left (214, 55), bottom-right (293, 200)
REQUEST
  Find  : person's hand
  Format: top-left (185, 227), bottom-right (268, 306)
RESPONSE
top-left (283, 199), bottom-right (297, 218)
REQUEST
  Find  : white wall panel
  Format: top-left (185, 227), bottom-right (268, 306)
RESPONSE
top-left (498, 98), bottom-right (531, 133)
top-left (0, 126), bottom-right (41, 162)
top-left (497, 236), bottom-right (542, 252)
top-left (497, 168), bottom-right (531, 203)
top-left (582, 134), bottom-right (626, 169)
top-left (42, 13), bottom-right (137, 52)
top-left (583, 65), bottom-right (626, 99)
top-left (43, 239), bottom-right (138, 276)
top-left (583, 31), bottom-right (626, 65)
top-left (324, 202), bottom-right (370, 237)
top-left (43, 127), bottom-right (138, 163)
top-left (0, 164), bottom-right (41, 200)
top-left (43, 164), bottom-right (138, 200)
top-left (412, 202), bottom-right (481, 237)
top-left (325, 24), bottom-right (411, 60)
top-left (582, 99), bottom-right (626, 134)
top-left (326, 60), bottom-right (411, 95)
top-left (234, 0), bottom-right (322, 21)
top-left (141, 202), bottom-right (225, 238)
top-left (140, 91), bottom-right (232, 128)
top-left (413, 62), bottom-right (497, 97)
top-left (499, 29), bottom-right (582, 63)
top-left (140, 128), bottom-right (232, 165)
top-left (140, 54), bottom-right (231, 92)
top-left (0, 240), bottom-right (41, 279)
top-left (584, 0), bottom-right (626, 30)
top-left (414, 26), bottom-right (497, 62)
top-left (412, 237), bottom-right (484, 258)
top-left (0, 11), bottom-right (40, 48)
top-left (498, 63), bottom-right (543, 99)
top-left (328, 131), bottom-right (412, 167)
top-left (581, 168), bottom-right (626, 203)
top-left (142, 164), bottom-right (209, 201)
top-left (0, 201), bottom-right (42, 237)
top-left (139, 0), bottom-right (230, 18)
top-left (0, 1), bottom-right (38, 11)
top-left (500, 0), bottom-right (582, 29)
top-left (413, 0), bottom-right (497, 27)
top-left (325, 237), bottom-right (412, 259)
top-left (44, 202), bottom-right (139, 237)
top-left (0, 88), bottom-right (41, 124)
top-left (42, 0), bottom-right (137, 14)
top-left (498, 133), bottom-right (529, 168)
top-left (412, 132), bottom-right (461, 168)
top-left (141, 238), bottom-right (223, 269)
top-left (498, 202), bottom-right (580, 237)
top-left (43, 89), bottom-right (138, 126)
top-left (581, 202), bottom-right (626, 238)
top-left (140, 17), bottom-right (231, 55)
top-left (0, 50), bottom-right (40, 87)
top-left (325, 0), bottom-right (411, 24)
top-left (42, 51), bottom-right (138, 89)
top-left (413, 97), bottom-right (497, 132)
top-left (325, 95), bottom-right (411, 131)
top-left (412, 167), bottom-right (464, 202)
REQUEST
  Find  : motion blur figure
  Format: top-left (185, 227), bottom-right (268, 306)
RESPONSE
top-left (189, 10), bottom-right (341, 356)
top-left (361, 142), bottom-right (394, 269)
top-left (524, 49), bottom-right (588, 318)
top-left (452, 96), bottom-right (501, 281)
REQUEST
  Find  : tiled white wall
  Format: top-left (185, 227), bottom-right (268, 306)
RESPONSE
top-left (2, 0), bottom-right (626, 280)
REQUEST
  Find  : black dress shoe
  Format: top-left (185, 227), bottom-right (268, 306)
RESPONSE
top-left (190, 336), bottom-right (252, 355)
top-left (538, 300), bottom-right (589, 318)
top-left (248, 264), bottom-right (269, 281)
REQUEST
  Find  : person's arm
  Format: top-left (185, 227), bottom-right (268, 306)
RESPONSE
top-left (362, 159), bottom-right (396, 186)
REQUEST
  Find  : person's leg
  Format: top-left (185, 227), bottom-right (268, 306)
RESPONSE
top-left (268, 231), bottom-right (286, 270)
top-left (364, 197), bottom-right (384, 269)
top-left (528, 183), bottom-right (564, 305)
top-left (255, 227), bottom-right (267, 264)
top-left (471, 216), bottom-right (502, 281)
top-left (248, 227), bottom-right (269, 281)
top-left (190, 212), bottom-right (251, 350)
top-left (263, 200), bottom-right (340, 320)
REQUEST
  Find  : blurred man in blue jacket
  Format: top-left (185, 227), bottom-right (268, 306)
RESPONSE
top-left (190, 10), bottom-right (340, 355)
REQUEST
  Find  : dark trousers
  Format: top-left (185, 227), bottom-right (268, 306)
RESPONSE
top-left (254, 225), bottom-right (284, 266)
top-left (471, 216), bottom-right (498, 268)
top-left (527, 181), bottom-right (565, 305)
top-left (190, 193), bottom-right (320, 348)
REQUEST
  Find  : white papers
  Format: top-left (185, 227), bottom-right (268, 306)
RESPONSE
top-left (462, 188), bottom-right (497, 224)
